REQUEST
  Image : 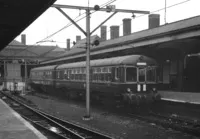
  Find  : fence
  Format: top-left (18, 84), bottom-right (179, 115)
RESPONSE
top-left (0, 78), bottom-right (30, 92)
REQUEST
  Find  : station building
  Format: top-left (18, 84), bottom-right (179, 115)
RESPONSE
top-left (0, 35), bottom-right (66, 91)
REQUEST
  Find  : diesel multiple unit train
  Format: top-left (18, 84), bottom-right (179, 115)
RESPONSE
top-left (29, 55), bottom-right (161, 106)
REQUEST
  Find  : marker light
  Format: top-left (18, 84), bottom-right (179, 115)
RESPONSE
top-left (143, 84), bottom-right (146, 91)
top-left (136, 62), bottom-right (147, 66)
top-left (137, 84), bottom-right (141, 92)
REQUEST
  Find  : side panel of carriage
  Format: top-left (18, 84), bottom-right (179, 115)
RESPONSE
top-left (53, 65), bottom-right (158, 104)
top-left (54, 66), bottom-right (125, 94)
top-left (53, 65), bottom-right (156, 95)
top-left (29, 54), bottom-right (160, 104)
top-left (29, 65), bottom-right (57, 94)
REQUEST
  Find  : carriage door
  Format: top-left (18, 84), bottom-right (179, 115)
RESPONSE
top-left (138, 67), bottom-right (146, 82)
top-left (114, 67), bottom-right (120, 82)
top-left (137, 67), bottom-right (146, 92)
top-left (52, 66), bottom-right (58, 88)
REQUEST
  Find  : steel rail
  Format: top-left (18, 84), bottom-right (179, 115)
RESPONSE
top-left (0, 91), bottom-right (114, 139)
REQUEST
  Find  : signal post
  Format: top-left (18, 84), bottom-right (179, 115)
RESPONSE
top-left (52, 4), bottom-right (149, 120)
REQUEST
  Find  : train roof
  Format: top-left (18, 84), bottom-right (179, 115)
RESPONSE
top-left (57, 55), bottom-right (156, 69)
top-left (31, 65), bottom-right (57, 72)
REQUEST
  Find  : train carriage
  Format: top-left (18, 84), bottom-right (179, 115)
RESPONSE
top-left (29, 65), bottom-right (57, 94)
top-left (30, 54), bottom-right (160, 105)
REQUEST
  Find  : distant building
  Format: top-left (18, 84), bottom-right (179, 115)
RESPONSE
top-left (0, 37), bottom-right (66, 91)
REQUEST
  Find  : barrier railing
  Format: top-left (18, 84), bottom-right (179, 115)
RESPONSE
top-left (0, 78), bottom-right (31, 92)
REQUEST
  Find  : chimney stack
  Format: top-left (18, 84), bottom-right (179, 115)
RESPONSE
top-left (21, 34), bottom-right (26, 45)
top-left (110, 25), bottom-right (119, 39)
top-left (148, 14), bottom-right (160, 29)
top-left (100, 26), bottom-right (107, 41)
top-left (66, 39), bottom-right (70, 51)
top-left (76, 35), bottom-right (81, 43)
top-left (123, 18), bottom-right (131, 36)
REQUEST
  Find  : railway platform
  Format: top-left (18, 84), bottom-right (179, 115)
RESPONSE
top-left (0, 98), bottom-right (47, 139)
top-left (159, 90), bottom-right (200, 104)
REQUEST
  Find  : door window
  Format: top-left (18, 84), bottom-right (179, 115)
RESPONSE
top-left (126, 67), bottom-right (137, 82)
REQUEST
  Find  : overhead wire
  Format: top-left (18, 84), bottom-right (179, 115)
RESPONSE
top-left (12, 0), bottom-right (117, 57)
top-left (37, 0), bottom-right (116, 43)
top-left (13, 0), bottom-right (191, 56)
top-left (138, 0), bottom-right (191, 18)
top-left (102, 0), bottom-right (192, 36)
top-left (49, 0), bottom-right (192, 44)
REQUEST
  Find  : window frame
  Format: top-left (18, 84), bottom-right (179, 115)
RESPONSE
top-left (125, 66), bottom-right (137, 83)
top-left (115, 67), bottom-right (120, 81)
top-left (146, 66), bottom-right (157, 83)
top-left (138, 67), bottom-right (146, 83)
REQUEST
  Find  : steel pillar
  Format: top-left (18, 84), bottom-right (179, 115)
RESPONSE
top-left (3, 60), bottom-right (7, 89)
top-left (85, 9), bottom-right (91, 119)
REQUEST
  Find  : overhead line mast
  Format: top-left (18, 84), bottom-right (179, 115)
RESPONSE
top-left (51, 4), bottom-right (149, 120)
top-left (52, 4), bottom-right (150, 14)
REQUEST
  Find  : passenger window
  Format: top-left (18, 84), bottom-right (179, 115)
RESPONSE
top-left (126, 67), bottom-right (137, 82)
top-left (67, 70), bottom-right (71, 80)
top-left (100, 73), bottom-right (104, 81)
top-left (139, 68), bottom-right (146, 82)
top-left (108, 73), bottom-right (111, 82)
top-left (115, 67), bottom-right (120, 80)
top-left (64, 70), bottom-right (67, 79)
top-left (108, 67), bottom-right (111, 73)
top-left (146, 67), bottom-right (156, 82)
top-left (57, 71), bottom-right (60, 79)
top-left (83, 74), bottom-right (86, 80)
top-left (97, 74), bottom-right (100, 82)
top-left (93, 73), bottom-right (97, 82)
top-left (75, 69), bottom-right (78, 80)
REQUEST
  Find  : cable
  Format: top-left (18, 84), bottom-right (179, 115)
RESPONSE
top-left (50, 0), bottom-right (191, 43)
top-left (14, 0), bottom-right (190, 57)
top-left (12, 0), bottom-right (117, 57)
top-left (37, 0), bottom-right (116, 43)
top-left (139, 0), bottom-right (191, 18)
top-left (102, 0), bottom-right (192, 37)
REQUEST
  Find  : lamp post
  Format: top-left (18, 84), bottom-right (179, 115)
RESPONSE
top-left (164, 0), bottom-right (167, 24)
top-left (21, 59), bottom-right (27, 93)
top-left (3, 60), bottom-right (6, 90)
top-left (85, 9), bottom-right (91, 119)
top-left (25, 59), bottom-right (27, 92)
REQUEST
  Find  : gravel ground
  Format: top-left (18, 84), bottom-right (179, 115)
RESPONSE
top-left (23, 94), bottom-right (198, 139)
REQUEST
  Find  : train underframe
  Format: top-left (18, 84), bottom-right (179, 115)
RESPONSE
top-left (29, 81), bottom-right (161, 108)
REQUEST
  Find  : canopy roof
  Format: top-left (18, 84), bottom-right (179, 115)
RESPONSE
top-left (32, 55), bottom-right (156, 72)
top-left (0, 0), bottom-right (56, 51)
top-left (31, 65), bottom-right (57, 71)
top-left (57, 55), bottom-right (156, 69)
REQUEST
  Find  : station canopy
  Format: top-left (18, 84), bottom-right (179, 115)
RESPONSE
top-left (0, 0), bottom-right (56, 51)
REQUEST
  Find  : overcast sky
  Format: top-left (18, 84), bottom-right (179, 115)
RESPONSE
top-left (15, 0), bottom-right (199, 48)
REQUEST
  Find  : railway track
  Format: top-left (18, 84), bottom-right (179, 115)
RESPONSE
top-left (128, 111), bottom-right (200, 137)
top-left (2, 91), bottom-right (200, 137)
top-left (0, 91), bottom-right (114, 139)
top-left (99, 106), bottom-right (200, 137)
top-left (95, 101), bottom-right (200, 137)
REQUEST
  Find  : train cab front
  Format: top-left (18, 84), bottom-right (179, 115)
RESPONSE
top-left (123, 62), bottom-right (161, 106)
